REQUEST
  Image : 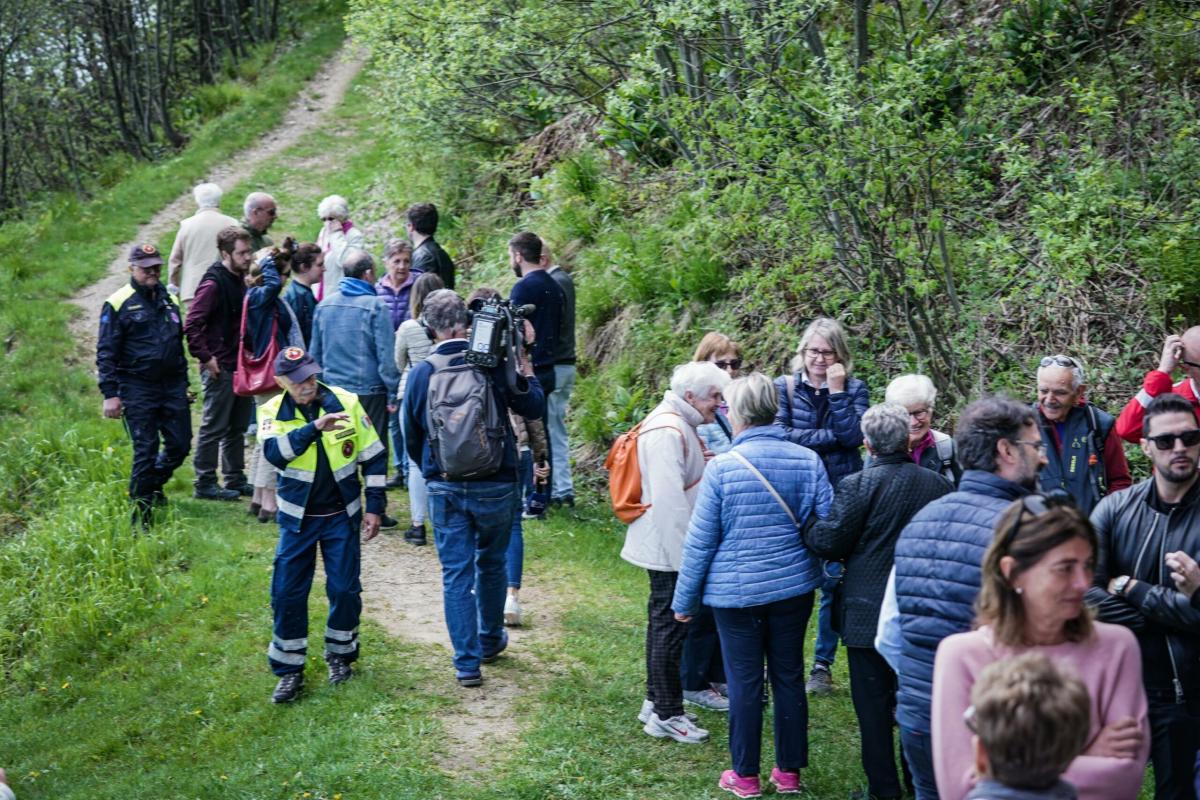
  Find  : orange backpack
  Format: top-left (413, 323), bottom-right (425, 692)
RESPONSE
top-left (604, 411), bottom-right (689, 524)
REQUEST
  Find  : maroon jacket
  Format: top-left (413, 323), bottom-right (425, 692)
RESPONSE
top-left (184, 261), bottom-right (246, 370)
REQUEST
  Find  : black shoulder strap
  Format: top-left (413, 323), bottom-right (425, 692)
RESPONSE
top-left (1085, 403), bottom-right (1108, 495)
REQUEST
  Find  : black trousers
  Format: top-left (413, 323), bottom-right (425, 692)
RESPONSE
top-left (645, 569), bottom-right (687, 719)
top-left (680, 603), bottom-right (725, 691)
top-left (122, 378), bottom-right (191, 502)
top-left (848, 646), bottom-right (904, 798)
top-left (1148, 694), bottom-right (1200, 800)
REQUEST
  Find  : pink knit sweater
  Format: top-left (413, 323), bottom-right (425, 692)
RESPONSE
top-left (931, 622), bottom-right (1149, 800)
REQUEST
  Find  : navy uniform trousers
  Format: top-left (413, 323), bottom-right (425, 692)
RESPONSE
top-left (121, 377), bottom-right (191, 504)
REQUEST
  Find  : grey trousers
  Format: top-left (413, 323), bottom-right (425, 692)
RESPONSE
top-left (192, 368), bottom-right (253, 489)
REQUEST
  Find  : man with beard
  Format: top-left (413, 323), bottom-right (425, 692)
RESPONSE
top-left (1033, 354), bottom-right (1131, 515)
top-left (876, 395), bottom-right (1045, 799)
top-left (1088, 393), bottom-right (1200, 800)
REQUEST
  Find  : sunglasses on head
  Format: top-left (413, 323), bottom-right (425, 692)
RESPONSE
top-left (714, 359), bottom-right (742, 370)
top-left (1000, 492), bottom-right (1076, 551)
top-left (1039, 355), bottom-right (1080, 369)
top-left (1146, 429), bottom-right (1200, 450)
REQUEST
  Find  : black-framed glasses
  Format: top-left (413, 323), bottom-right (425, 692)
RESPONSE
top-left (714, 359), bottom-right (742, 371)
top-left (805, 348), bottom-right (837, 360)
top-left (909, 407), bottom-right (931, 420)
top-left (1147, 430), bottom-right (1200, 450)
top-left (1040, 355), bottom-right (1081, 370)
top-left (1001, 492), bottom-right (1076, 551)
top-left (1181, 358), bottom-right (1200, 370)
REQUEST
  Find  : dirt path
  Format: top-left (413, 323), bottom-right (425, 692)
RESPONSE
top-left (67, 46), bottom-right (366, 352)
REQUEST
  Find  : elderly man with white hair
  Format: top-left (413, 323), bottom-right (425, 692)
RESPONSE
top-left (884, 373), bottom-right (961, 486)
top-left (316, 194), bottom-right (365, 301)
top-left (242, 192), bottom-right (277, 251)
top-left (167, 182), bottom-right (239, 303)
top-left (620, 360), bottom-right (730, 745)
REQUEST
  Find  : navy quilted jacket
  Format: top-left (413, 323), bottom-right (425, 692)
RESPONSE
top-left (892, 470), bottom-right (1029, 734)
top-left (773, 373), bottom-right (869, 486)
top-left (672, 425), bottom-right (834, 616)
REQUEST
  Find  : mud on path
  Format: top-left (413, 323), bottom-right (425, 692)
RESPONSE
top-left (361, 526), bottom-right (568, 775)
top-left (67, 46), bottom-right (366, 353)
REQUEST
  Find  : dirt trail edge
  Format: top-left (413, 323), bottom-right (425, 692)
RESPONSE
top-left (67, 46), bottom-right (366, 352)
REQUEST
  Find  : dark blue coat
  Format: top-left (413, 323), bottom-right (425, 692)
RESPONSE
top-left (773, 373), bottom-right (869, 486)
top-left (892, 470), bottom-right (1030, 734)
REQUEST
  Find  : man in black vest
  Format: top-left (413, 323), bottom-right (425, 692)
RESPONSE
top-left (1034, 353), bottom-right (1131, 515)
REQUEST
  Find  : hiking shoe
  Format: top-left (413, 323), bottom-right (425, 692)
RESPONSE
top-left (456, 670), bottom-right (483, 687)
top-left (551, 494), bottom-right (575, 508)
top-left (806, 663), bottom-right (834, 695)
top-left (482, 629), bottom-right (508, 663)
top-left (638, 699), bottom-right (698, 725)
top-left (643, 712), bottom-right (709, 744)
top-left (711, 682), bottom-right (728, 697)
top-left (719, 770), bottom-right (762, 798)
top-left (404, 525), bottom-right (427, 546)
top-left (258, 507), bottom-right (275, 523)
top-left (504, 594), bottom-right (523, 627)
top-left (684, 688), bottom-right (730, 711)
top-left (225, 483), bottom-right (254, 497)
top-left (326, 655), bottom-right (353, 685)
top-left (769, 767), bottom-right (803, 794)
top-left (271, 672), bottom-right (304, 703)
top-left (386, 473), bottom-right (406, 489)
top-left (194, 485), bottom-right (240, 501)
top-left (380, 514), bottom-right (400, 530)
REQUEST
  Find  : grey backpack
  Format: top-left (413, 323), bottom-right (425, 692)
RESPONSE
top-left (425, 352), bottom-right (505, 479)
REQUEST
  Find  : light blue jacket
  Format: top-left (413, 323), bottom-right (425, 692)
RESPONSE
top-left (310, 277), bottom-right (400, 398)
top-left (672, 425), bottom-right (834, 615)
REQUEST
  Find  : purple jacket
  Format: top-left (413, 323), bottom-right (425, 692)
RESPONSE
top-left (376, 271), bottom-right (422, 330)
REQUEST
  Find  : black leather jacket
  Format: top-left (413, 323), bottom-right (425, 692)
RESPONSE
top-left (1087, 478), bottom-right (1200, 702)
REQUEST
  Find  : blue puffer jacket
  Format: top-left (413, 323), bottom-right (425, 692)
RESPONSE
top-left (672, 426), bottom-right (834, 616)
top-left (892, 470), bottom-right (1029, 734)
top-left (773, 373), bottom-right (869, 486)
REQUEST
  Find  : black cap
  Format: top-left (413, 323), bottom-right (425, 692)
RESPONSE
top-left (274, 346), bottom-right (321, 383)
top-left (129, 243), bottom-right (164, 268)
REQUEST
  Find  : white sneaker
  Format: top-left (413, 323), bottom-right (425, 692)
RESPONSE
top-left (683, 688), bottom-right (730, 711)
top-left (638, 699), bottom-right (699, 724)
top-left (504, 595), bottom-right (523, 627)
top-left (643, 712), bottom-right (709, 744)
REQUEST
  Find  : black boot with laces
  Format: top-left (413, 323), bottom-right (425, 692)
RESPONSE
top-left (326, 655), bottom-right (353, 685)
top-left (271, 672), bottom-right (304, 703)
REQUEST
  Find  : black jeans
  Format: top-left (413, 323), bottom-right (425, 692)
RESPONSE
top-left (714, 592), bottom-right (814, 778)
top-left (193, 368), bottom-right (252, 489)
top-left (122, 377), bottom-right (191, 502)
top-left (848, 646), bottom-right (904, 798)
top-left (645, 569), bottom-right (687, 719)
top-left (680, 603), bottom-right (724, 691)
top-left (1148, 693), bottom-right (1200, 800)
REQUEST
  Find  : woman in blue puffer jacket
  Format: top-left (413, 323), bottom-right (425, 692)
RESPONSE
top-left (673, 372), bottom-right (834, 798)
top-left (774, 316), bottom-right (869, 695)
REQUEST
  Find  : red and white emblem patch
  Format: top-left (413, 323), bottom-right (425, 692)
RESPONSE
top-left (342, 440), bottom-right (355, 458)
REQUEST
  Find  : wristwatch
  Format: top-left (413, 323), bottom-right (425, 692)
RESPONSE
top-left (1112, 575), bottom-right (1131, 596)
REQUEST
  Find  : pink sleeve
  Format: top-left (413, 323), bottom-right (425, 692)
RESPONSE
top-left (1060, 628), bottom-right (1150, 799)
top-left (932, 634), bottom-right (980, 800)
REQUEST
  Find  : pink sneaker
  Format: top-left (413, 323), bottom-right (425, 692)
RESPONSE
top-left (718, 770), bottom-right (762, 798)
top-left (769, 767), bottom-right (803, 794)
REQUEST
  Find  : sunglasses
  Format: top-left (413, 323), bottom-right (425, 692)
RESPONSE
top-left (322, 216), bottom-right (338, 221)
top-left (1000, 492), bottom-right (1076, 551)
top-left (1039, 355), bottom-right (1081, 369)
top-left (714, 359), bottom-right (742, 371)
top-left (1146, 429), bottom-right (1200, 450)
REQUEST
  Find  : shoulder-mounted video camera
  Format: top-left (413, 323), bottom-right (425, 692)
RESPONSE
top-left (465, 296), bottom-right (535, 370)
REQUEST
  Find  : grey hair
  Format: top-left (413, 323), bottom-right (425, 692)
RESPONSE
top-left (790, 317), bottom-right (854, 375)
top-left (243, 191), bottom-right (275, 217)
top-left (317, 194), bottom-right (350, 221)
top-left (1037, 354), bottom-right (1085, 390)
top-left (341, 248), bottom-right (375, 279)
top-left (193, 182), bottom-right (222, 208)
top-left (886, 374), bottom-right (938, 409)
top-left (383, 237), bottom-right (412, 260)
top-left (954, 395), bottom-right (1036, 472)
top-left (670, 361), bottom-right (730, 400)
top-left (725, 373), bottom-right (778, 428)
top-left (423, 289), bottom-right (469, 334)
top-left (862, 403), bottom-right (912, 455)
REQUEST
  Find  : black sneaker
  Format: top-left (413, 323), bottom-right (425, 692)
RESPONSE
top-left (194, 485), bottom-right (240, 501)
top-left (404, 525), bottom-right (427, 546)
top-left (271, 672), bottom-right (304, 703)
top-left (151, 490), bottom-right (169, 507)
top-left (326, 655), bottom-right (353, 685)
top-left (379, 514), bottom-right (400, 530)
top-left (386, 473), bottom-right (406, 489)
top-left (551, 495), bottom-right (575, 508)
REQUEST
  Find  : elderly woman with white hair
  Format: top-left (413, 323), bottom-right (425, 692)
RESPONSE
top-left (673, 372), bottom-right (835, 798)
top-left (315, 194), bottom-right (365, 301)
top-left (885, 373), bottom-right (961, 486)
top-left (620, 360), bottom-right (730, 746)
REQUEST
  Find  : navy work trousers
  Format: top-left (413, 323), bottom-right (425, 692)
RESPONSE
top-left (121, 377), bottom-right (191, 502)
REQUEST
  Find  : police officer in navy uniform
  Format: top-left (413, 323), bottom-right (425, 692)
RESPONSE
top-left (97, 243), bottom-right (191, 527)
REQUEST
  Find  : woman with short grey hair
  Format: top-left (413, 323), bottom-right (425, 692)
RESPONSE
top-left (885, 374), bottom-right (961, 486)
top-left (315, 193), bottom-right (365, 300)
top-left (807, 401), bottom-right (954, 800)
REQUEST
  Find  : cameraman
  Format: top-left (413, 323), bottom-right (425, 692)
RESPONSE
top-left (403, 289), bottom-right (545, 686)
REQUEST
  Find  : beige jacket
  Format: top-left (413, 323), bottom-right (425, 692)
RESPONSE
top-left (169, 207), bottom-right (240, 301)
top-left (619, 391), bottom-right (708, 572)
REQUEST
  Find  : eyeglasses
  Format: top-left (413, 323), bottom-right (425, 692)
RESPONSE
top-left (1001, 492), bottom-right (1076, 551)
top-left (1039, 355), bottom-right (1081, 370)
top-left (1009, 438), bottom-right (1047, 455)
top-left (804, 348), bottom-right (837, 360)
top-left (909, 407), bottom-right (931, 420)
top-left (1146, 429), bottom-right (1200, 450)
top-left (322, 216), bottom-right (337, 221)
top-left (1182, 358), bottom-right (1200, 371)
top-left (713, 359), bottom-right (742, 371)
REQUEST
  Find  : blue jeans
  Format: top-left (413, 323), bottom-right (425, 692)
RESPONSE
top-left (548, 363), bottom-right (576, 499)
top-left (427, 479), bottom-right (517, 673)
top-left (507, 451), bottom-right (532, 588)
top-left (899, 727), bottom-right (939, 800)
top-left (389, 405), bottom-right (405, 472)
top-left (268, 512), bottom-right (361, 676)
top-left (714, 593), bottom-right (814, 778)
top-left (814, 562), bottom-right (842, 667)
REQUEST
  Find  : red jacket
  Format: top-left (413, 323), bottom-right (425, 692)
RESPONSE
top-left (1115, 370), bottom-right (1200, 443)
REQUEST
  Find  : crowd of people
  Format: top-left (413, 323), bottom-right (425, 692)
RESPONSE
top-left (91, 180), bottom-right (1200, 799)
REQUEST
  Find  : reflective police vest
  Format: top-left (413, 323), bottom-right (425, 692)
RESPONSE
top-left (258, 383), bottom-right (386, 526)
top-left (1036, 403), bottom-right (1114, 516)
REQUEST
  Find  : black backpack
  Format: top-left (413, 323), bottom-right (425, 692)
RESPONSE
top-left (425, 352), bottom-right (505, 479)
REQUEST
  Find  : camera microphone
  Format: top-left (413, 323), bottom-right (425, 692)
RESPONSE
top-left (514, 303), bottom-right (536, 317)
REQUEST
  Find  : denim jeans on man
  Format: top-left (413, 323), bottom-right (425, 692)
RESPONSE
top-left (507, 451), bottom-right (532, 588)
top-left (548, 363), bottom-right (576, 500)
top-left (813, 560), bottom-right (843, 667)
top-left (899, 727), bottom-right (939, 800)
top-left (427, 480), bottom-right (517, 673)
top-left (1147, 694), bottom-right (1200, 800)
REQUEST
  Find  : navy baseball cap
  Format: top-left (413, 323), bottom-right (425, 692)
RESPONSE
top-left (274, 346), bottom-right (322, 383)
top-left (129, 243), bottom-right (164, 268)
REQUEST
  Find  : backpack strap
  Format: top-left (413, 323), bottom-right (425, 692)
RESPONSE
top-left (934, 435), bottom-right (955, 475)
top-left (730, 450), bottom-right (799, 531)
top-left (1085, 403), bottom-right (1108, 496)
